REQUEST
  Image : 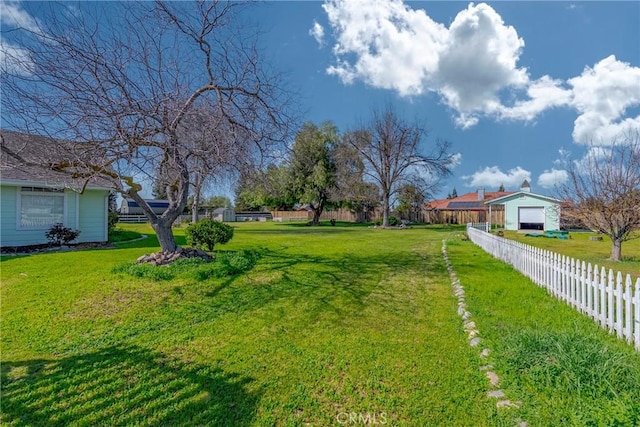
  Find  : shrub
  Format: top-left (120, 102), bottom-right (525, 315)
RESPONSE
top-left (185, 219), bottom-right (234, 251)
top-left (107, 211), bottom-right (119, 232)
top-left (45, 223), bottom-right (81, 246)
top-left (374, 216), bottom-right (399, 226)
top-left (218, 250), bottom-right (258, 275)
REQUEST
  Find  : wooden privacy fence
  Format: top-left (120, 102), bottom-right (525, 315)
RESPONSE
top-left (466, 224), bottom-right (640, 351)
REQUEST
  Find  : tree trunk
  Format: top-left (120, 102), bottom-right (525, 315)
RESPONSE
top-left (610, 238), bottom-right (622, 261)
top-left (192, 172), bottom-right (202, 223)
top-left (382, 193), bottom-right (390, 227)
top-left (152, 219), bottom-right (178, 253)
top-left (192, 189), bottom-right (200, 223)
top-left (312, 208), bottom-right (322, 225)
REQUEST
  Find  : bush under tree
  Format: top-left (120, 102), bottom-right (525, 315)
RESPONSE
top-left (185, 219), bottom-right (234, 251)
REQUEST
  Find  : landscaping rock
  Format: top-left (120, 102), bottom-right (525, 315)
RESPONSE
top-left (486, 371), bottom-right (500, 387)
top-left (136, 248), bottom-right (212, 265)
top-left (496, 400), bottom-right (522, 409)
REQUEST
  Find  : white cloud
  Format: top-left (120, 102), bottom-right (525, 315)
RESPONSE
top-left (553, 148), bottom-right (571, 167)
top-left (323, 0), bottom-right (446, 96)
top-left (568, 56), bottom-right (640, 144)
top-left (462, 166), bottom-right (531, 188)
top-left (320, 1), bottom-right (640, 143)
top-left (321, 0), bottom-right (530, 119)
top-left (573, 146), bottom-right (612, 173)
top-left (309, 20), bottom-right (325, 47)
top-left (0, 1), bottom-right (41, 75)
top-left (0, 1), bottom-right (41, 33)
top-left (0, 39), bottom-right (33, 75)
top-left (499, 75), bottom-right (572, 121)
top-left (537, 169), bottom-right (568, 189)
top-left (434, 3), bottom-right (528, 120)
top-left (450, 152), bottom-right (462, 168)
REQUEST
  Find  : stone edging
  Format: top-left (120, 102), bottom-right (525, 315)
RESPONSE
top-left (114, 234), bottom-right (148, 245)
top-left (441, 240), bottom-right (527, 425)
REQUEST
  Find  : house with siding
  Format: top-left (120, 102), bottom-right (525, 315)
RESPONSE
top-left (1, 130), bottom-right (111, 247)
top-left (485, 180), bottom-right (561, 231)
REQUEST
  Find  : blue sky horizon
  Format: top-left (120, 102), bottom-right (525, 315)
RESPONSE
top-left (250, 0), bottom-right (640, 199)
top-left (2, 1), bottom-right (639, 201)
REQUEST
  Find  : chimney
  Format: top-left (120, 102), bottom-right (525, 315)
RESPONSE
top-left (477, 188), bottom-right (485, 201)
top-left (520, 180), bottom-right (531, 192)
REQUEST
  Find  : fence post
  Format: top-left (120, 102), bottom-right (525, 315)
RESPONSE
top-left (635, 279), bottom-right (640, 351)
top-left (615, 272), bottom-right (623, 338)
top-left (624, 274), bottom-right (632, 341)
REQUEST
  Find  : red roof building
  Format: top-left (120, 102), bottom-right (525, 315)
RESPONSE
top-left (425, 189), bottom-right (514, 224)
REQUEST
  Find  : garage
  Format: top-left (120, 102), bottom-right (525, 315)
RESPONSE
top-left (518, 207), bottom-right (544, 230)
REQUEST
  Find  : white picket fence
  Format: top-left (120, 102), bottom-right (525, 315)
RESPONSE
top-left (466, 224), bottom-right (640, 351)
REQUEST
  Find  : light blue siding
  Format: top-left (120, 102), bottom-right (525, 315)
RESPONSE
top-left (502, 194), bottom-right (560, 231)
top-left (78, 190), bottom-right (108, 243)
top-left (0, 185), bottom-right (108, 247)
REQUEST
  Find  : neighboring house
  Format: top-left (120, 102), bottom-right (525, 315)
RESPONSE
top-left (211, 207), bottom-right (236, 222)
top-left (426, 188), bottom-right (514, 224)
top-left (1, 130), bottom-right (111, 247)
top-left (485, 180), bottom-right (561, 231)
top-left (120, 198), bottom-right (171, 215)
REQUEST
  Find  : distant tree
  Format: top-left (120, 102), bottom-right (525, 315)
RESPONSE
top-left (152, 165), bottom-right (169, 200)
top-left (345, 106), bottom-right (455, 227)
top-left (558, 132), bottom-right (640, 261)
top-left (498, 183), bottom-right (505, 192)
top-left (288, 122), bottom-right (338, 225)
top-left (1, 1), bottom-right (292, 253)
top-left (235, 164), bottom-right (296, 211)
top-left (396, 184), bottom-right (426, 219)
top-left (207, 196), bottom-right (233, 210)
top-left (187, 195), bottom-right (231, 212)
top-left (451, 188), bottom-right (458, 198)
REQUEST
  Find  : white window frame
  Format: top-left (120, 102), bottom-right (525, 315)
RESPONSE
top-left (16, 187), bottom-right (67, 230)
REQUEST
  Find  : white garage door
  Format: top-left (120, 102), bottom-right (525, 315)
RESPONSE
top-left (519, 207), bottom-right (544, 223)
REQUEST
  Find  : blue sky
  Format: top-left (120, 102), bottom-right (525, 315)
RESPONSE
top-left (2, 1), bottom-right (639, 200)
top-left (248, 0), bottom-right (640, 198)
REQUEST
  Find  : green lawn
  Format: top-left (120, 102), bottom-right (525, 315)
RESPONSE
top-left (2, 222), bottom-right (639, 426)
top-left (499, 230), bottom-right (640, 279)
top-left (446, 237), bottom-right (640, 426)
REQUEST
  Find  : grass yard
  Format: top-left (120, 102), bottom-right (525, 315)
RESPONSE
top-left (1, 222), bottom-right (639, 426)
top-left (446, 236), bottom-right (640, 426)
top-left (499, 231), bottom-right (640, 279)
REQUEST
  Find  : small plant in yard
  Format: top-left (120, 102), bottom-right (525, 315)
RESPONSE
top-left (45, 223), bottom-right (81, 246)
top-left (185, 219), bottom-right (234, 251)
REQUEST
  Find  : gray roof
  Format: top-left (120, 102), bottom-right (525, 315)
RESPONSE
top-left (1, 130), bottom-right (111, 190)
top-left (485, 191), bottom-right (561, 205)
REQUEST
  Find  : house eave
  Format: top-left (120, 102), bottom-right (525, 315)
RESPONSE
top-left (484, 191), bottom-right (561, 205)
top-left (0, 178), bottom-right (111, 191)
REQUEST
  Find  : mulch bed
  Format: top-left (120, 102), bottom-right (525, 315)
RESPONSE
top-left (1, 242), bottom-right (113, 255)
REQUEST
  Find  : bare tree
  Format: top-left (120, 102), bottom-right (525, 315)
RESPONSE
top-left (331, 138), bottom-right (380, 222)
top-left (558, 132), bottom-right (640, 261)
top-left (1, 1), bottom-right (292, 252)
top-left (345, 107), bottom-right (455, 227)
